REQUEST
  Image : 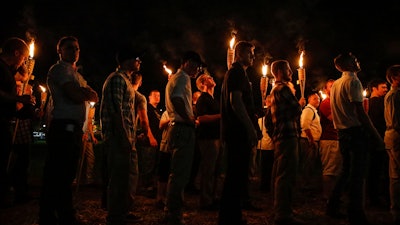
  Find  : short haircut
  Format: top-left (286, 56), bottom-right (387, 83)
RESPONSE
top-left (1, 37), bottom-right (29, 56)
top-left (386, 65), bottom-right (400, 84)
top-left (57, 36), bottom-right (78, 51)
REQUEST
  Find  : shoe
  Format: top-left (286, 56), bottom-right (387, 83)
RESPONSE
top-left (125, 213), bottom-right (143, 223)
top-left (274, 217), bottom-right (306, 225)
top-left (242, 201), bottom-right (262, 211)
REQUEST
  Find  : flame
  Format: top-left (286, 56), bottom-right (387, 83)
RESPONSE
top-left (163, 65), bottom-right (172, 75)
top-left (29, 41), bottom-right (35, 59)
top-left (229, 37), bottom-right (235, 50)
top-left (39, 85), bottom-right (46, 92)
top-left (262, 64), bottom-right (268, 77)
top-left (299, 51), bottom-right (304, 68)
top-left (319, 90), bottom-right (327, 100)
top-left (363, 89), bottom-right (367, 97)
top-left (90, 101), bottom-right (96, 107)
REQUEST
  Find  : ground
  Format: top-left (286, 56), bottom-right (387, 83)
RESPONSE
top-left (0, 142), bottom-right (394, 225)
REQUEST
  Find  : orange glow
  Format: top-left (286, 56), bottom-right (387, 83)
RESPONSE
top-left (163, 65), bottom-right (172, 75)
top-left (262, 64), bottom-right (268, 77)
top-left (29, 41), bottom-right (35, 58)
top-left (299, 51), bottom-right (304, 68)
top-left (39, 85), bottom-right (46, 93)
top-left (229, 37), bottom-right (235, 50)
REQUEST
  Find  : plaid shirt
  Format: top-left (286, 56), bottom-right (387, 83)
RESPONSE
top-left (270, 82), bottom-right (302, 141)
top-left (100, 70), bottom-right (136, 146)
top-left (13, 118), bottom-right (33, 144)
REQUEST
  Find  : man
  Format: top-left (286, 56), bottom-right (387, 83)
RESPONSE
top-left (130, 73), bottom-right (158, 198)
top-left (145, 89), bottom-right (163, 196)
top-left (298, 92), bottom-right (322, 192)
top-left (39, 36), bottom-right (98, 225)
top-left (195, 73), bottom-right (223, 211)
top-left (319, 79), bottom-right (342, 201)
top-left (0, 37), bottom-right (33, 208)
top-left (384, 65), bottom-right (400, 225)
top-left (100, 46), bottom-right (144, 225)
top-left (163, 50), bottom-right (204, 225)
top-left (366, 78), bottom-right (389, 208)
top-left (269, 60), bottom-right (304, 225)
top-left (219, 41), bottom-right (259, 225)
top-left (328, 53), bottom-right (384, 225)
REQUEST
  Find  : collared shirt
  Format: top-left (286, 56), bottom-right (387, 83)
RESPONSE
top-left (300, 104), bottom-right (322, 141)
top-left (100, 70), bottom-right (136, 146)
top-left (330, 72), bottom-right (363, 130)
top-left (47, 60), bottom-right (88, 124)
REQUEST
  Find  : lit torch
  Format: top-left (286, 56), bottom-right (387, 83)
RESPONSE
top-left (163, 64), bottom-right (173, 80)
top-left (26, 41), bottom-right (35, 76)
top-left (363, 88), bottom-right (369, 113)
top-left (227, 33), bottom-right (236, 70)
top-left (260, 64), bottom-right (269, 108)
top-left (39, 85), bottom-right (47, 111)
top-left (297, 50), bottom-right (306, 99)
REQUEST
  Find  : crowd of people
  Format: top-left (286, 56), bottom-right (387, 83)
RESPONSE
top-left (1, 36), bottom-right (400, 225)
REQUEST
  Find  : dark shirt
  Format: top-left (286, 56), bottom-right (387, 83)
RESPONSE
top-left (368, 96), bottom-right (386, 138)
top-left (0, 58), bottom-right (17, 123)
top-left (221, 62), bottom-right (258, 141)
top-left (196, 92), bottom-right (220, 140)
top-left (147, 103), bottom-right (163, 142)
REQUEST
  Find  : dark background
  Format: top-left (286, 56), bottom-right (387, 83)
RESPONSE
top-left (2, 0), bottom-right (400, 106)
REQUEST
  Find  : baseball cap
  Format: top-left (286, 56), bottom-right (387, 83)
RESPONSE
top-left (116, 47), bottom-right (144, 65)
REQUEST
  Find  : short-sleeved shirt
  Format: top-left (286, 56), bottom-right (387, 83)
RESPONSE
top-left (196, 92), bottom-right (220, 140)
top-left (221, 62), bottom-right (256, 141)
top-left (165, 69), bottom-right (193, 124)
top-left (47, 60), bottom-right (88, 125)
top-left (330, 72), bottom-right (363, 130)
top-left (300, 104), bottom-right (322, 141)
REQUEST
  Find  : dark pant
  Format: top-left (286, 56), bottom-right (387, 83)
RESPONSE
top-left (328, 126), bottom-right (369, 223)
top-left (218, 138), bottom-right (251, 225)
top-left (39, 119), bottom-right (82, 225)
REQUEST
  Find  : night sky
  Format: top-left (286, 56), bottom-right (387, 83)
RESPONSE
top-left (2, 0), bottom-right (400, 104)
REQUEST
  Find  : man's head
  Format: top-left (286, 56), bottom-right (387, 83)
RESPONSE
top-left (0, 37), bottom-right (30, 70)
top-left (57, 36), bottom-right (80, 64)
top-left (271, 60), bottom-right (293, 83)
top-left (116, 46), bottom-right (143, 72)
top-left (148, 89), bottom-right (160, 106)
top-left (234, 41), bottom-right (255, 68)
top-left (307, 92), bottom-right (321, 108)
top-left (368, 78), bottom-right (388, 97)
top-left (386, 65), bottom-right (400, 87)
top-left (196, 73), bottom-right (215, 92)
top-left (334, 52), bottom-right (361, 73)
top-left (181, 50), bottom-right (205, 78)
top-left (323, 79), bottom-right (335, 97)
